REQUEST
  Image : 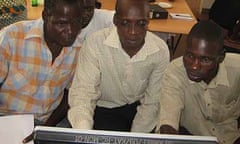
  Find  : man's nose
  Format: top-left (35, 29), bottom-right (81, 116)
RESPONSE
top-left (192, 58), bottom-right (201, 70)
top-left (65, 24), bottom-right (73, 35)
top-left (128, 23), bottom-right (137, 35)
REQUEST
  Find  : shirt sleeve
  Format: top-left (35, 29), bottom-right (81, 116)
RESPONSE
top-left (0, 30), bottom-right (10, 85)
top-left (68, 37), bottom-right (101, 129)
top-left (98, 9), bottom-right (114, 28)
top-left (131, 44), bottom-right (170, 132)
top-left (156, 61), bottom-right (185, 131)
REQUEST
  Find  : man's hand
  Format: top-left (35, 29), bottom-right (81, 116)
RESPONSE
top-left (159, 124), bottom-right (178, 134)
top-left (22, 132), bottom-right (33, 143)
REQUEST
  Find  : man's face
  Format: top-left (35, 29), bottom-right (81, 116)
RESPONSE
top-left (82, 0), bottom-right (95, 28)
top-left (43, 2), bottom-right (82, 47)
top-left (183, 38), bottom-right (223, 84)
top-left (114, 4), bottom-right (149, 50)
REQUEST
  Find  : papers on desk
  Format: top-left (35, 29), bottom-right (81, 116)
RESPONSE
top-left (170, 13), bottom-right (194, 20)
top-left (0, 114), bottom-right (34, 144)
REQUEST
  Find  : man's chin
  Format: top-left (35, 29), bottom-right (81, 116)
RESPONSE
top-left (189, 77), bottom-right (201, 82)
top-left (60, 40), bottom-right (75, 47)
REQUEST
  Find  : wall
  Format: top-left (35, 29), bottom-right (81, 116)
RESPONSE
top-left (201, 0), bottom-right (215, 10)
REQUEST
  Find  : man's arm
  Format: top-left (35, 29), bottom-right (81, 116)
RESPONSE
top-left (155, 59), bottom-right (185, 134)
top-left (0, 31), bottom-right (10, 87)
top-left (131, 44), bottom-right (170, 133)
top-left (68, 36), bottom-right (101, 129)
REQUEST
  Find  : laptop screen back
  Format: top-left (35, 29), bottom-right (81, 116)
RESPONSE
top-left (34, 126), bottom-right (218, 144)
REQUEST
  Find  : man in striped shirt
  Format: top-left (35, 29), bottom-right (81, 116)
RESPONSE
top-left (0, 0), bottom-right (83, 127)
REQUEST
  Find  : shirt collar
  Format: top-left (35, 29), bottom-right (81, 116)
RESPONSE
top-left (25, 18), bottom-right (44, 39)
top-left (103, 27), bottom-right (160, 61)
top-left (212, 61), bottom-right (229, 87)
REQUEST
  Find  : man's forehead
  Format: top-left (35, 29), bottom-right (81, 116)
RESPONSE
top-left (187, 38), bottom-right (221, 56)
top-left (117, 8), bottom-right (148, 19)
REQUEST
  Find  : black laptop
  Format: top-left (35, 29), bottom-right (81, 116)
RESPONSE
top-left (34, 126), bottom-right (218, 144)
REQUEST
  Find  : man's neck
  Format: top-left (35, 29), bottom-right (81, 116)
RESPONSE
top-left (46, 41), bottom-right (63, 64)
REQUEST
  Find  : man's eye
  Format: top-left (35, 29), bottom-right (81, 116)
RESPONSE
top-left (120, 20), bottom-right (129, 26)
top-left (56, 22), bottom-right (66, 26)
top-left (72, 19), bottom-right (81, 25)
top-left (185, 53), bottom-right (193, 59)
top-left (201, 57), bottom-right (211, 63)
top-left (137, 20), bottom-right (147, 27)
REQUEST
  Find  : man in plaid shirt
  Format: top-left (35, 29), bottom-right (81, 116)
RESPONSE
top-left (0, 0), bottom-right (83, 127)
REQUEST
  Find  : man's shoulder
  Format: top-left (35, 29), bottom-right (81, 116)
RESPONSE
top-left (146, 31), bottom-right (169, 51)
top-left (94, 9), bottom-right (115, 17)
top-left (170, 57), bottom-right (184, 68)
top-left (80, 10), bottom-right (114, 40)
top-left (224, 53), bottom-right (240, 71)
top-left (224, 53), bottom-right (240, 66)
top-left (163, 57), bottom-right (189, 84)
top-left (0, 19), bottom-right (41, 36)
top-left (165, 56), bottom-right (186, 75)
top-left (87, 27), bottom-right (112, 38)
top-left (84, 27), bottom-right (113, 47)
top-left (92, 9), bottom-right (114, 23)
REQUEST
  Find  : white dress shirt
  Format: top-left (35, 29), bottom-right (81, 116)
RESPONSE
top-left (69, 26), bottom-right (170, 132)
top-left (158, 53), bottom-right (240, 144)
top-left (79, 9), bottom-right (114, 43)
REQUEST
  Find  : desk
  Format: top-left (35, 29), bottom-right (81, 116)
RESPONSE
top-left (27, 0), bottom-right (196, 34)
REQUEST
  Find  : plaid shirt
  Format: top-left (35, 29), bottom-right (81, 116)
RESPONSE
top-left (0, 19), bottom-right (81, 122)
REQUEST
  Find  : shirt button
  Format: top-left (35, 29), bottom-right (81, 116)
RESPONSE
top-left (207, 103), bottom-right (210, 106)
top-left (212, 128), bottom-right (215, 131)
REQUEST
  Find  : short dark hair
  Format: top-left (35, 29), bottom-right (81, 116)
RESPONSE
top-left (115, 0), bottom-right (149, 16)
top-left (44, 0), bottom-right (83, 14)
top-left (188, 20), bottom-right (224, 49)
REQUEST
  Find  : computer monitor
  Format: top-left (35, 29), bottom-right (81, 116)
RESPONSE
top-left (34, 126), bottom-right (218, 144)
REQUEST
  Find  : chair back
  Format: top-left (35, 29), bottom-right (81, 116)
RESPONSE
top-left (0, 0), bottom-right (27, 29)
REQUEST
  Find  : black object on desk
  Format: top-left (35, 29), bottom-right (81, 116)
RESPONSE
top-left (149, 4), bottom-right (168, 19)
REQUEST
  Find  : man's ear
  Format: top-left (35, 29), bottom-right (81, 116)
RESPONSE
top-left (113, 13), bottom-right (118, 26)
top-left (42, 10), bottom-right (47, 21)
top-left (218, 49), bottom-right (225, 63)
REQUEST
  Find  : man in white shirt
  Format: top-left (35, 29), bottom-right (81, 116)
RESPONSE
top-left (68, 0), bottom-right (169, 133)
top-left (157, 21), bottom-right (240, 144)
top-left (80, 0), bottom-right (114, 43)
